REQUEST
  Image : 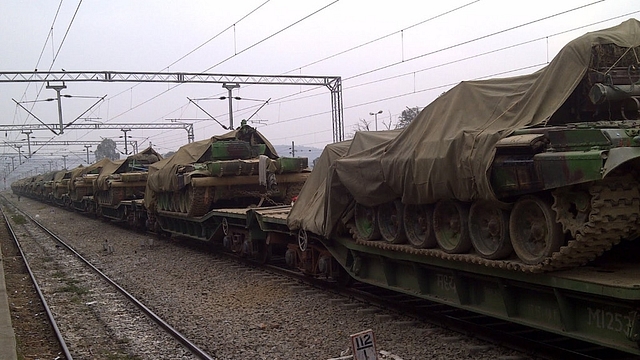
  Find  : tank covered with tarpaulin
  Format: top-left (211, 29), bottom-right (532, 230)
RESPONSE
top-left (145, 123), bottom-right (309, 217)
top-left (68, 159), bottom-right (112, 203)
top-left (94, 147), bottom-right (163, 206)
top-left (288, 130), bottom-right (402, 237)
top-left (38, 170), bottom-right (60, 200)
top-left (289, 19), bottom-right (640, 273)
top-left (50, 169), bottom-right (71, 202)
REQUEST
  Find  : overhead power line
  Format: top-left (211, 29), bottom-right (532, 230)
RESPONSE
top-left (104, 0), bottom-right (341, 123)
top-left (106, 0), bottom-right (273, 102)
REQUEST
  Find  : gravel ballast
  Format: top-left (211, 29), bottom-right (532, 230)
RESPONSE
top-left (6, 195), bottom-right (531, 359)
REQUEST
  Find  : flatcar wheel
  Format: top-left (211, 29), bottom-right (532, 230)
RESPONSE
top-left (433, 200), bottom-right (472, 253)
top-left (335, 266), bottom-right (353, 288)
top-left (403, 204), bottom-right (436, 248)
top-left (469, 200), bottom-right (512, 259)
top-left (354, 203), bottom-right (380, 241)
top-left (298, 229), bottom-right (308, 252)
top-left (221, 218), bottom-right (229, 236)
top-left (377, 200), bottom-right (407, 244)
top-left (257, 242), bottom-right (272, 264)
top-left (509, 195), bottom-right (564, 265)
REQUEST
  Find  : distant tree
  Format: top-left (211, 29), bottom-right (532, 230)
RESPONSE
top-left (396, 106), bottom-right (422, 129)
top-left (347, 118), bottom-right (372, 139)
top-left (164, 151), bottom-right (176, 158)
top-left (95, 138), bottom-right (120, 161)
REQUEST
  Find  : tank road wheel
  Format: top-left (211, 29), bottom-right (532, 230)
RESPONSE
top-left (176, 192), bottom-right (187, 214)
top-left (186, 185), bottom-right (210, 217)
top-left (354, 203), bottom-right (380, 240)
top-left (403, 204), bottom-right (436, 248)
top-left (109, 188), bottom-right (125, 206)
top-left (162, 193), bottom-right (171, 211)
top-left (551, 187), bottom-right (591, 237)
top-left (509, 196), bottom-right (564, 265)
top-left (157, 193), bottom-right (166, 211)
top-left (170, 192), bottom-right (179, 212)
top-left (433, 200), bottom-right (472, 253)
top-left (377, 200), bottom-right (407, 244)
top-left (469, 201), bottom-right (512, 259)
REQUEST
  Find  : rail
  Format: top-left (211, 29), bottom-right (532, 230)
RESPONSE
top-left (1, 202), bottom-right (72, 359)
top-left (1, 196), bottom-right (215, 360)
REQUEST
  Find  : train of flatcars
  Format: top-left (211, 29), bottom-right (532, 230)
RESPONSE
top-left (8, 19), bottom-right (640, 356)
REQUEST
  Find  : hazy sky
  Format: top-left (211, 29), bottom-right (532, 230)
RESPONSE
top-left (0, 0), bottom-right (638, 178)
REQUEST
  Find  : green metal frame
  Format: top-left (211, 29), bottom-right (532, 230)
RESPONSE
top-left (325, 235), bottom-right (640, 355)
top-left (155, 202), bottom-right (640, 354)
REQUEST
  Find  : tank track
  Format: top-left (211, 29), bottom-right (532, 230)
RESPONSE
top-left (187, 186), bottom-right (210, 217)
top-left (349, 176), bottom-right (640, 273)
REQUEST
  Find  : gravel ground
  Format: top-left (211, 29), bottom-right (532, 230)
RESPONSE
top-left (5, 193), bottom-right (533, 360)
top-left (0, 207), bottom-right (64, 359)
top-left (4, 198), bottom-right (196, 359)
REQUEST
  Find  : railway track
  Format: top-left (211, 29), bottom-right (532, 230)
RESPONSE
top-left (1, 199), bottom-right (214, 359)
top-left (0, 207), bottom-right (69, 359)
top-left (256, 260), bottom-right (638, 360)
top-left (343, 283), bottom-right (640, 360)
top-left (4, 194), bottom-right (638, 359)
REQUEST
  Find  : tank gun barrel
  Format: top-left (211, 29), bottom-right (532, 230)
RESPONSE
top-left (589, 83), bottom-right (640, 104)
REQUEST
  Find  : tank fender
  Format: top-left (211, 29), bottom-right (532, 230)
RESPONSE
top-left (181, 170), bottom-right (211, 188)
top-left (603, 147), bottom-right (640, 177)
top-left (534, 150), bottom-right (606, 189)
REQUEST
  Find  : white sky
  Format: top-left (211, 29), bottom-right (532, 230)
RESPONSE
top-left (0, 0), bottom-right (638, 179)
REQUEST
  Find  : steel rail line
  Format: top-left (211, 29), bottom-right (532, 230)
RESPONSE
top-left (1, 197), bottom-right (216, 360)
top-left (1, 203), bottom-right (72, 360)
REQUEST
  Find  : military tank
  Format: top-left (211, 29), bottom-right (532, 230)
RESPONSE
top-left (146, 122), bottom-right (309, 218)
top-left (36, 170), bottom-right (58, 201)
top-left (50, 170), bottom-right (71, 206)
top-left (67, 159), bottom-right (111, 211)
top-left (289, 19), bottom-right (640, 273)
top-left (93, 147), bottom-right (162, 222)
top-left (94, 148), bottom-right (161, 205)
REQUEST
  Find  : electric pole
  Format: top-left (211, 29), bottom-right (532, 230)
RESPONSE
top-left (84, 144), bottom-right (92, 164)
top-left (222, 83), bottom-right (240, 130)
top-left (46, 81), bottom-right (67, 134)
top-left (121, 128), bottom-right (131, 155)
top-left (21, 130), bottom-right (32, 157)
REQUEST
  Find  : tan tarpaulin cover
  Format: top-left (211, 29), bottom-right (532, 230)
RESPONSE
top-left (288, 19), bottom-right (640, 238)
top-left (94, 147), bottom-right (163, 191)
top-left (68, 158), bottom-right (112, 190)
top-left (52, 170), bottom-right (67, 182)
top-left (288, 130), bottom-right (402, 236)
top-left (94, 159), bottom-right (125, 191)
top-left (40, 170), bottom-right (59, 182)
top-left (144, 125), bottom-right (278, 210)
